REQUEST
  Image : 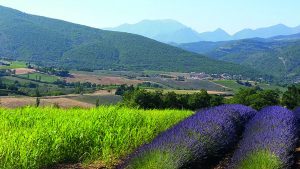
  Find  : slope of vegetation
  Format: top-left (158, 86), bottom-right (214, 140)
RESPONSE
top-left (0, 106), bottom-right (193, 168)
top-left (0, 6), bottom-right (259, 77)
top-left (178, 36), bottom-right (300, 81)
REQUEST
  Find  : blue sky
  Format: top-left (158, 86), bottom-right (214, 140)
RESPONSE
top-left (0, 0), bottom-right (299, 34)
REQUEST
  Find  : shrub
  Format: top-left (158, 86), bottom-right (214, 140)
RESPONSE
top-left (230, 106), bottom-right (298, 169)
top-left (120, 105), bottom-right (256, 169)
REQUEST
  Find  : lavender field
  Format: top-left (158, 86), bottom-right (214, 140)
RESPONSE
top-left (120, 105), bottom-right (300, 169)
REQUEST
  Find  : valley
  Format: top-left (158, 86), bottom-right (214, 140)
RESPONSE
top-left (0, 2), bottom-right (300, 169)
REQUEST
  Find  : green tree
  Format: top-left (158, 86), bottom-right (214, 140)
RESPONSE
top-left (231, 88), bottom-right (280, 110)
top-left (188, 90), bottom-right (211, 110)
top-left (36, 97), bottom-right (40, 107)
top-left (35, 88), bottom-right (41, 97)
top-left (231, 88), bottom-right (257, 105)
top-left (210, 95), bottom-right (224, 107)
top-left (95, 98), bottom-right (100, 108)
top-left (282, 85), bottom-right (300, 109)
top-left (248, 90), bottom-right (280, 110)
top-left (163, 92), bottom-right (179, 109)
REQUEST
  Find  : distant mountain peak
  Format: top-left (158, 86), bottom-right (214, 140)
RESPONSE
top-left (108, 19), bottom-right (200, 43)
top-left (197, 28), bottom-right (231, 42)
top-left (233, 24), bottom-right (300, 40)
top-left (215, 28), bottom-right (226, 32)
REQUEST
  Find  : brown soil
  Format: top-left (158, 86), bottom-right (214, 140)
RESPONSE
top-left (13, 68), bottom-right (36, 75)
top-left (46, 161), bottom-right (115, 169)
top-left (294, 146), bottom-right (300, 168)
top-left (64, 74), bottom-right (142, 85)
top-left (0, 97), bottom-right (93, 108)
top-left (207, 91), bottom-right (228, 95)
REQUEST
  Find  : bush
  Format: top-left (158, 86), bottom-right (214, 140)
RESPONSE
top-left (229, 88), bottom-right (280, 110)
top-left (282, 85), bottom-right (300, 109)
top-left (121, 105), bottom-right (256, 169)
top-left (230, 106), bottom-right (298, 169)
top-left (122, 88), bottom-right (224, 110)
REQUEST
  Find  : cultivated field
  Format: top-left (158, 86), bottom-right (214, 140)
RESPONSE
top-left (13, 68), bottom-right (36, 75)
top-left (146, 89), bottom-right (228, 95)
top-left (0, 90), bottom-right (121, 108)
top-left (0, 106), bottom-right (193, 168)
top-left (64, 73), bottom-right (142, 85)
top-left (17, 72), bottom-right (60, 83)
top-left (0, 61), bottom-right (27, 69)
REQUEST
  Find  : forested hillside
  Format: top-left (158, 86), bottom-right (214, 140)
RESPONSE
top-left (178, 35), bottom-right (300, 81)
top-left (0, 6), bottom-right (260, 77)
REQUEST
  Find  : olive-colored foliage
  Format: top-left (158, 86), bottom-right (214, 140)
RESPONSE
top-left (0, 106), bottom-right (193, 169)
top-left (282, 85), bottom-right (300, 109)
top-left (229, 87), bottom-right (280, 110)
top-left (122, 88), bottom-right (224, 110)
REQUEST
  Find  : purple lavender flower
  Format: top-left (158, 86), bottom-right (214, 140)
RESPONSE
top-left (120, 104), bottom-right (256, 169)
top-left (294, 107), bottom-right (300, 122)
top-left (230, 106), bottom-right (298, 169)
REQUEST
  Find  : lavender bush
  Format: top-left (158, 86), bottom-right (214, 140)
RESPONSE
top-left (294, 107), bottom-right (300, 122)
top-left (120, 105), bottom-right (256, 169)
top-left (230, 106), bottom-right (298, 169)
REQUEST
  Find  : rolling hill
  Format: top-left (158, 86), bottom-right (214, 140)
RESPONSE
top-left (0, 6), bottom-right (259, 77)
top-left (177, 34), bottom-right (300, 81)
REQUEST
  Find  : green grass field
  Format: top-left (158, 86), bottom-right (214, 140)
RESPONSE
top-left (213, 80), bottom-right (286, 93)
top-left (0, 106), bottom-right (193, 169)
top-left (213, 80), bottom-right (246, 93)
top-left (0, 61), bottom-right (27, 69)
top-left (18, 72), bottom-right (60, 83)
top-left (146, 89), bottom-right (227, 95)
top-left (146, 78), bottom-right (226, 91)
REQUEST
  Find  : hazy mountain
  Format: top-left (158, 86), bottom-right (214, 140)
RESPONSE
top-left (153, 27), bottom-right (203, 43)
top-left (177, 34), bottom-right (300, 81)
top-left (198, 28), bottom-right (232, 42)
top-left (108, 19), bottom-right (203, 43)
top-left (233, 24), bottom-right (300, 40)
top-left (270, 33), bottom-right (300, 41)
top-left (0, 6), bottom-right (258, 77)
top-left (109, 20), bottom-right (300, 43)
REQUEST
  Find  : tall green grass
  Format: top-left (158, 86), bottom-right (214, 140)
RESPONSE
top-left (238, 150), bottom-right (281, 169)
top-left (0, 106), bottom-right (193, 169)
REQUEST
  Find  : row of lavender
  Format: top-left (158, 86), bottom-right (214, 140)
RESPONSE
top-left (230, 106), bottom-right (298, 169)
top-left (120, 105), bottom-right (257, 169)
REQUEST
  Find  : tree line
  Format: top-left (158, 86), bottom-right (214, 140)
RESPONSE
top-left (116, 85), bottom-right (223, 110)
top-left (116, 85), bottom-right (300, 110)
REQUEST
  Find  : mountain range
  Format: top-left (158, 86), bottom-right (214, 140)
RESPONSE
top-left (177, 33), bottom-right (300, 82)
top-left (108, 20), bottom-right (300, 43)
top-left (0, 6), bottom-right (258, 77)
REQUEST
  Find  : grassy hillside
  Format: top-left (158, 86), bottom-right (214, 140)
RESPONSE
top-left (0, 106), bottom-right (193, 168)
top-left (0, 6), bottom-right (258, 77)
top-left (178, 36), bottom-right (300, 81)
